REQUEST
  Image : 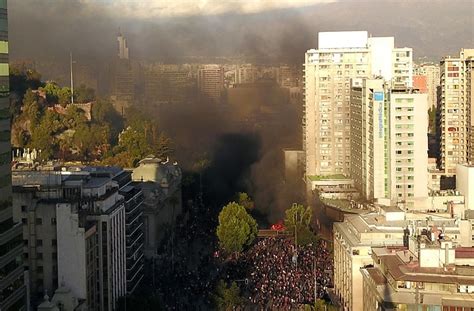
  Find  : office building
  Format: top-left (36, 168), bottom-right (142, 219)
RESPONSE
top-left (0, 0), bottom-right (28, 309)
top-left (12, 165), bottom-right (139, 310)
top-left (350, 79), bottom-right (428, 208)
top-left (117, 31), bottom-right (129, 60)
top-left (197, 64), bottom-right (224, 103)
top-left (361, 240), bottom-right (474, 310)
top-left (333, 207), bottom-right (469, 311)
top-left (440, 49), bottom-right (474, 174)
top-left (304, 31), bottom-right (413, 180)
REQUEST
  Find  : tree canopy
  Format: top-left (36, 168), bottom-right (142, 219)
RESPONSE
top-left (284, 204), bottom-right (317, 246)
top-left (213, 280), bottom-right (244, 311)
top-left (216, 202), bottom-right (257, 254)
top-left (237, 192), bottom-right (254, 210)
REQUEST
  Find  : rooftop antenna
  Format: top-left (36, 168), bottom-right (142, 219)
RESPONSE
top-left (70, 52), bottom-right (74, 104)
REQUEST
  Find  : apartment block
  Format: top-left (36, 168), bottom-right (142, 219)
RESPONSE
top-left (304, 31), bottom-right (413, 180)
top-left (351, 78), bottom-right (428, 208)
top-left (11, 165), bottom-right (141, 310)
top-left (440, 49), bottom-right (474, 174)
top-left (414, 63), bottom-right (440, 109)
top-left (197, 64), bottom-right (224, 103)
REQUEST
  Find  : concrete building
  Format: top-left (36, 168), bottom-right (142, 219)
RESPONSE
top-left (414, 63), bottom-right (440, 109)
top-left (350, 79), bottom-right (428, 208)
top-left (197, 64), bottom-right (224, 103)
top-left (440, 49), bottom-right (474, 174)
top-left (0, 0), bottom-right (28, 308)
top-left (361, 240), bottom-right (474, 310)
top-left (12, 166), bottom-right (136, 310)
top-left (132, 156), bottom-right (182, 259)
top-left (304, 31), bottom-right (413, 181)
top-left (333, 207), bottom-right (469, 311)
top-left (456, 163), bottom-right (474, 211)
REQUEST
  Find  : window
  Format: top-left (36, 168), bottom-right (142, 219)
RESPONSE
top-left (21, 218), bottom-right (27, 225)
top-left (36, 218), bottom-right (42, 225)
top-left (52, 239), bottom-right (57, 247)
top-left (51, 218), bottom-right (57, 225)
top-left (21, 205), bottom-right (27, 212)
top-left (36, 239), bottom-right (43, 247)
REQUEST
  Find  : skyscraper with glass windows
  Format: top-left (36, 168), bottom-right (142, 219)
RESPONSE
top-left (0, 1), bottom-right (28, 310)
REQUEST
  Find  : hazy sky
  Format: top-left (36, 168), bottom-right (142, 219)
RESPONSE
top-left (80, 0), bottom-right (336, 17)
top-left (8, 0), bottom-right (474, 64)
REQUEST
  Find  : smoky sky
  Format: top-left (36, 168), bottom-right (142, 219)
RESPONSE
top-left (9, 0), bottom-right (473, 65)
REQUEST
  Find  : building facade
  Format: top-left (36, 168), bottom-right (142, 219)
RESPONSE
top-left (440, 49), bottom-right (474, 174)
top-left (414, 63), bottom-right (440, 109)
top-left (197, 64), bottom-right (224, 103)
top-left (304, 31), bottom-right (413, 180)
top-left (333, 207), bottom-right (468, 311)
top-left (12, 166), bottom-right (133, 310)
top-left (351, 79), bottom-right (428, 208)
top-left (0, 0), bottom-right (28, 309)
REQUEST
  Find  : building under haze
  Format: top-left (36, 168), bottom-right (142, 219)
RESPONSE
top-left (197, 64), bottom-right (224, 103)
top-left (440, 49), bottom-right (474, 174)
top-left (0, 0), bottom-right (28, 309)
top-left (303, 31), bottom-right (413, 181)
top-left (350, 78), bottom-right (428, 208)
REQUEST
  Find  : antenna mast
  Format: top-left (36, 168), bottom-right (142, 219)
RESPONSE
top-left (70, 52), bottom-right (74, 104)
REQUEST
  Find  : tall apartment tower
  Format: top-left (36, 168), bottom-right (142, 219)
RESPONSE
top-left (303, 31), bottom-right (413, 179)
top-left (414, 63), bottom-right (440, 109)
top-left (351, 79), bottom-right (428, 208)
top-left (0, 0), bottom-right (28, 309)
top-left (440, 49), bottom-right (474, 174)
top-left (197, 64), bottom-right (224, 103)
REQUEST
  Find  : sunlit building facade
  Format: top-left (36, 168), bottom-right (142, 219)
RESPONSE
top-left (440, 49), bottom-right (474, 174)
top-left (303, 31), bottom-right (413, 180)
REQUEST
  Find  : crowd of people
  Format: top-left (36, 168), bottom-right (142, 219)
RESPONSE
top-left (242, 237), bottom-right (333, 309)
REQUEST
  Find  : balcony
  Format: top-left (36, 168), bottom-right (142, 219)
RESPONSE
top-left (0, 222), bottom-right (21, 244)
top-left (0, 284), bottom-right (26, 311)
top-left (0, 265), bottom-right (23, 291)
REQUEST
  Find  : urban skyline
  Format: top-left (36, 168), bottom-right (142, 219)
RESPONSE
top-left (1, 0), bottom-right (474, 310)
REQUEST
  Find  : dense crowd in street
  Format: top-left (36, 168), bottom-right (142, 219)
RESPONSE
top-left (242, 237), bottom-right (333, 309)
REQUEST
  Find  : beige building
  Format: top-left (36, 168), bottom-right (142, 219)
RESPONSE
top-left (361, 240), bottom-right (474, 311)
top-left (350, 78), bottom-right (428, 208)
top-left (414, 63), bottom-right (440, 109)
top-left (440, 49), bottom-right (474, 174)
top-left (333, 207), bottom-right (468, 311)
top-left (304, 31), bottom-right (413, 181)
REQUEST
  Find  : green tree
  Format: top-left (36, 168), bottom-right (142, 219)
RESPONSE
top-left (22, 89), bottom-right (42, 127)
top-left (428, 106), bottom-right (437, 134)
top-left (284, 204), bottom-right (317, 246)
top-left (213, 280), bottom-right (244, 311)
top-left (63, 105), bottom-right (87, 129)
top-left (57, 87), bottom-right (72, 107)
top-left (29, 115), bottom-right (57, 160)
top-left (42, 82), bottom-right (61, 104)
top-left (237, 192), bottom-right (254, 210)
top-left (216, 202), bottom-right (257, 254)
top-left (74, 84), bottom-right (95, 103)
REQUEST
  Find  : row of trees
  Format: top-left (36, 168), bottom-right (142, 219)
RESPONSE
top-left (214, 195), bottom-right (326, 310)
top-left (216, 195), bottom-right (317, 255)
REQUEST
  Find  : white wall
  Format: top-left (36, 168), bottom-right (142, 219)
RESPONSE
top-left (56, 203), bottom-right (87, 300)
top-left (368, 37), bottom-right (394, 81)
top-left (456, 164), bottom-right (474, 210)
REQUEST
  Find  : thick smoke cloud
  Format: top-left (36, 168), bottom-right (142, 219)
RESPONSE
top-left (9, 0), bottom-right (473, 65)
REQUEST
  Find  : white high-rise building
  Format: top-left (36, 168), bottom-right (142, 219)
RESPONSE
top-left (351, 78), bottom-right (428, 208)
top-left (440, 49), bottom-right (474, 174)
top-left (303, 31), bottom-right (413, 180)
